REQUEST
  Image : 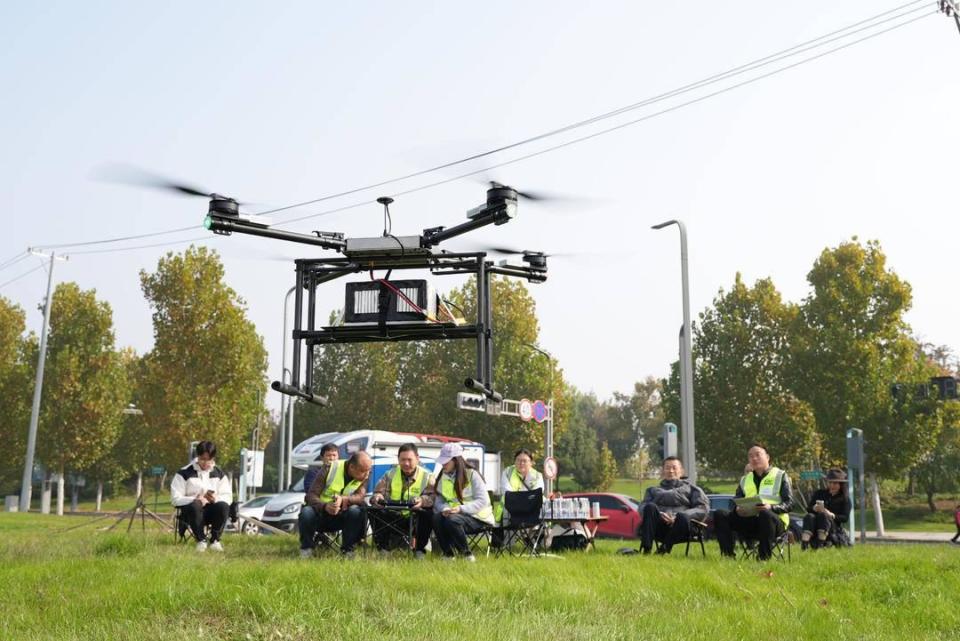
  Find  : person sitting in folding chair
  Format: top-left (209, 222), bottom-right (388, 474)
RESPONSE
top-left (492, 449), bottom-right (544, 550)
top-left (638, 456), bottom-right (709, 555)
top-left (170, 440), bottom-right (233, 553)
top-left (369, 443), bottom-right (435, 559)
top-left (302, 443), bottom-right (339, 496)
top-left (298, 451), bottom-right (371, 559)
top-left (713, 444), bottom-right (795, 561)
top-left (498, 449), bottom-right (544, 525)
top-left (802, 468), bottom-right (851, 550)
top-left (432, 443), bottom-right (495, 562)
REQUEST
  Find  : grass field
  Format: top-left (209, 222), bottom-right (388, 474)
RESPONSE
top-left (1, 513), bottom-right (958, 641)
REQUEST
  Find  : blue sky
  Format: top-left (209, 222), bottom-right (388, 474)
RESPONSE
top-left (3, 1), bottom-right (958, 414)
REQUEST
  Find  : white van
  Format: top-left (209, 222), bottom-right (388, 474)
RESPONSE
top-left (260, 430), bottom-right (501, 533)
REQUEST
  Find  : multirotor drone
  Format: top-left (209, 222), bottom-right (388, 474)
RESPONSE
top-left (114, 169), bottom-right (555, 408)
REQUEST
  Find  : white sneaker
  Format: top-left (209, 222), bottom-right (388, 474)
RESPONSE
top-left (299, 548), bottom-right (313, 559)
top-left (464, 554), bottom-right (477, 563)
top-left (414, 551), bottom-right (426, 560)
top-left (196, 541), bottom-right (208, 553)
top-left (209, 541), bottom-right (224, 553)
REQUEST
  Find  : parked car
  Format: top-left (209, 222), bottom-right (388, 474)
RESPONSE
top-left (564, 492), bottom-right (641, 539)
top-left (234, 495), bottom-right (273, 535)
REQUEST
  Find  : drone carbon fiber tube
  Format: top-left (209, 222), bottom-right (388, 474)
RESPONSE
top-left (205, 215), bottom-right (347, 251)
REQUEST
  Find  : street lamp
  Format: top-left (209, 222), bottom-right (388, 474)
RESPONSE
top-left (278, 286), bottom-right (295, 492)
top-left (651, 220), bottom-right (697, 484)
top-left (19, 249), bottom-right (68, 513)
top-left (523, 342), bottom-right (556, 497)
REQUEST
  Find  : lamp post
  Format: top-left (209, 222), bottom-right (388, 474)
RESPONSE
top-left (524, 343), bottom-right (556, 497)
top-left (651, 220), bottom-right (697, 484)
top-left (278, 286), bottom-right (296, 492)
top-left (19, 250), bottom-right (68, 513)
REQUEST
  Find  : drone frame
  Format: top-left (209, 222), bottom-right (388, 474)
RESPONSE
top-left (203, 185), bottom-right (547, 406)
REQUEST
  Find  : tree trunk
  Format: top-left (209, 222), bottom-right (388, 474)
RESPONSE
top-left (136, 470), bottom-right (143, 499)
top-left (95, 481), bottom-right (103, 513)
top-left (906, 470), bottom-right (915, 497)
top-left (40, 476), bottom-right (51, 515)
top-left (927, 489), bottom-right (937, 513)
top-left (56, 467), bottom-right (65, 516)
top-left (70, 482), bottom-right (79, 513)
top-left (870, 473), bottom-right (885, 536)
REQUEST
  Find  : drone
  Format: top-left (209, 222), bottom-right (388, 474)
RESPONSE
top-left (107, 168), bottom-right (558, 408)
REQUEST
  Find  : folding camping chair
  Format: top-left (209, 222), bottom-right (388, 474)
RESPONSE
top-left (495, 489), bottom-right (546, 557)
top-left (738, 529), bottom-right (791, 562)
top-left (368, 501), bottom-right (417, 553)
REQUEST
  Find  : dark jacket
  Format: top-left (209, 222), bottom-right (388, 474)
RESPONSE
top-left (640, 479), bottom-right (709, 520)
top-left (807, 488), bottom-right (850, 525)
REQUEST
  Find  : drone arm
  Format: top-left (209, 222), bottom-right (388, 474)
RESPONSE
top-left (487, 265), bottom-right (547, 283)
top-left (422, 210), bottom-right (509, 247)
top-left (206, 216), bottom-right (347, 252)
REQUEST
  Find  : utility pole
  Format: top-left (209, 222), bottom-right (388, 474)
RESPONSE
top-left (19, 250), bottom-right (67, 512)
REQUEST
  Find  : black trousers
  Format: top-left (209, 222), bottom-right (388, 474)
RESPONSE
top-left (951, 523), bottom-right (960, 543)
top-left (640, 503), bottom-right (692, 553)
top-left (433, 512), bottom-right (485, 556)
top-left (714, 508), bottom-right (784, 560)
top-left (298, 505), bottom-right (368, 552)
top-left (370, 509), bottom-right (432, 552)
top-left (179, 500), bottom-right (229, 543)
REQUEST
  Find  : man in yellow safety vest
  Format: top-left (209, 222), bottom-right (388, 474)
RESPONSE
top-left (298, 451), bottom-right (371, 559)
top-left (369, 443), bottom-right (435, 558)
top-left (713, 443), bottom-right (795, 560)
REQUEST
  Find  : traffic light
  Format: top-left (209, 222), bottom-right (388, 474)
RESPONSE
top-left (660, 423), bottom-right (678, 460)
top-left (931, 376), bottom-right (958, 400)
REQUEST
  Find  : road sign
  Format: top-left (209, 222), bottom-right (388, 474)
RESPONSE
top-left (799, 470), bottom-right (823, 480)
top-left (518, 399), bottom-right (533, 422)
top-left (532, 400), bottom-right (547, 424)
top-left (543, 456), bottom-right (558, 480)
top-left (149, 466), bottom-right (166, 477)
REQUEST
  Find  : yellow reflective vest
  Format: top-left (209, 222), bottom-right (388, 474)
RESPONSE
top-left (439, 472), bottom-right (494, 525)
top-left (739, 467), bottom-right (789, 528)
top-left (319, 461), bottom-right (364, 503)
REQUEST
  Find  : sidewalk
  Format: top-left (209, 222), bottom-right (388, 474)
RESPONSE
top-left (860, 530), bottom-right (957, 545)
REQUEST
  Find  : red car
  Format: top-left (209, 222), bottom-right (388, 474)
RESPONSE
top-left (564, 492), bottom-right (641, 539)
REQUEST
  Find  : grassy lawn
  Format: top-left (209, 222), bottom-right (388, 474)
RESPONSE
top-left (1, 514), bottom-right (958, 641)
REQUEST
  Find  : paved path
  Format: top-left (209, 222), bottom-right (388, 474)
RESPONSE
top-left (860, 530), bottom-right (958, 544)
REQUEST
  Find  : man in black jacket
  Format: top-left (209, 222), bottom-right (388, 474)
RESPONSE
top-left (639, 457), bottom-right (709, 554)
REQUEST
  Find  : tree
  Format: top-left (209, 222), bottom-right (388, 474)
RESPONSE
top-left (139, 246), bottom-right (268, 470)
top-left (35, 283), bottom-right (129, 514)
top-left (596, 442), bottom-right (618, 491)
top-left (0, 296), bottom-right (33, 494)
top-left (913, 400), bottom-right (960, 512)
top-left (693, 274), bottom-right (818, 472)
top-left (789, 239), bottom-right (938, 477)
top-left (555, 387), bottom-right (601, 489)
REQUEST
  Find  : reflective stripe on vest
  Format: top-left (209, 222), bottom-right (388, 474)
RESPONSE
top-left (439, 472), bottom-right (494, 525)
top-left (740, 467), bottom-right (789, 527)
top-left (319, 461), bottom-right (363, 503)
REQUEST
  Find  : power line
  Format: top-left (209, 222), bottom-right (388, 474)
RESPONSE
top-left (33, 225), bottom-right (199, 250)
top-left (30, 3), bottom-right (936, 253)
top-left (0, 252), bottom-right (30, 273)
top-left (256, 0), bottom-right (932, 218)
top-left (265, 9), bottom-right (937, 228)
top-left (69, 234), bottom-right (211, 256)
top-left (0, 261), bottom-right (47, 290)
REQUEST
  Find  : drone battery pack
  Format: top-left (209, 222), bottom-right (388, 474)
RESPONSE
top-left (343, 280), bottom-right (436, 325)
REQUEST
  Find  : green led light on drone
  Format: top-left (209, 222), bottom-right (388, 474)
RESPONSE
top-left (203, 215), bottom-right (213, 230)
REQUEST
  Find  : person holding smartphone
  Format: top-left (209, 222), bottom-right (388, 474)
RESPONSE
top-left (802, 468), bottom-right (850, 549)
top-left (171, 441), bottom-right (233, 552)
